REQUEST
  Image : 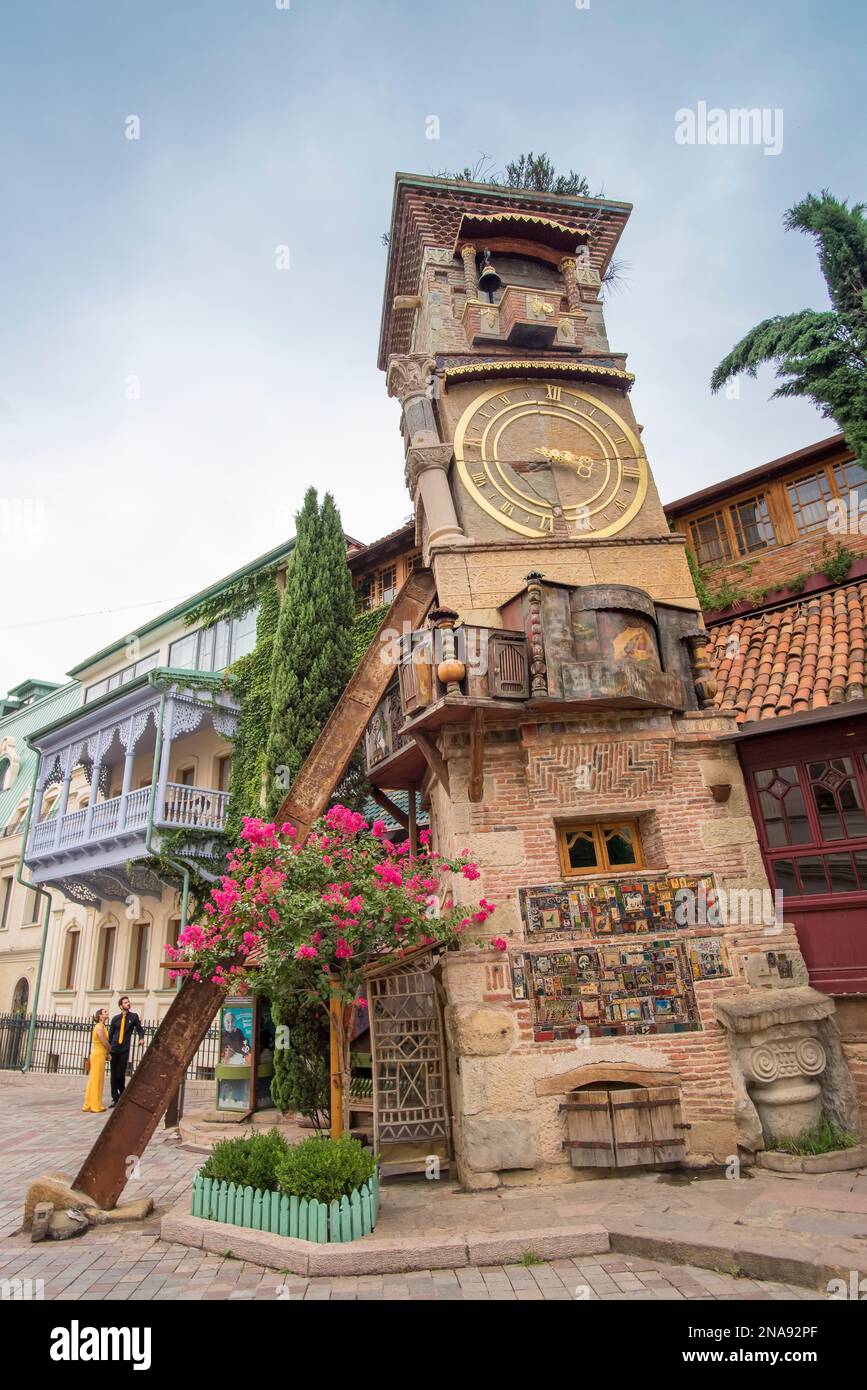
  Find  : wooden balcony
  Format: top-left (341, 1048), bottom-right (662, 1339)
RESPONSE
top-left (363, 626), bottom-right (531, 787)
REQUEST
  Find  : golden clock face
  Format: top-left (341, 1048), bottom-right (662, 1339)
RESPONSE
top-left (454, 380), bottom-right (648, 539)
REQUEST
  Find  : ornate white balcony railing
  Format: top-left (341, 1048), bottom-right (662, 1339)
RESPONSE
top-left (162, 783), bottom-right (229, 833)
top-left (26, 781), bottom-right (228, 860)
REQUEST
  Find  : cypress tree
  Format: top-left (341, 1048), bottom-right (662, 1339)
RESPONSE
top-left (264, 487), bottom-right (355, 813)
top-left (265, 487), bottom-right (355, 1121)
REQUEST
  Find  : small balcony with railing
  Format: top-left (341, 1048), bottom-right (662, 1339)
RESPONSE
top-left (362, 581), bottom-right (709, 791)
top-left (24, 670), bottom-right (239, 905)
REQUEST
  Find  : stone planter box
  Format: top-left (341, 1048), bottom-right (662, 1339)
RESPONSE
top-left (191, 1170), bottom-right (379, 1243)
top-left (756, 1143), bottom-right (867, 1174)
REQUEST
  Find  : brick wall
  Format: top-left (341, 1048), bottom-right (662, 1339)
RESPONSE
top-left (428, 708), bottom-right (804, 1184)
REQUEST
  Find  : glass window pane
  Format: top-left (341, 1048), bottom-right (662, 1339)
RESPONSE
top-left (755, 766), bottom-right (811, 846)
top-left (796, 857), bottom-right (829, 895)
top-left (604, 826), bottom-right (638, 866)
top-left (773, 859), bottom-right (799, 895)
top-left (231, 606), bottom-right (258, 661)
top-left (196, 625), bottom-right (215, 672)
top-left (855, 851), bottom-right (867, 892)
top-left (731, 495), bottom-right (775, 554)
top-left (786, 470), bottom-right (833, 533)
top-left (213, 622), bottom-right (230, 671)
top-left (689, 511), bottom-right (731, 565)
top-left (827, 853), bottom-right (858, 894)
top-left (169, 633), bottom-right (198, 670)
top-left (832, 459), bottom-right (867, 505)
top-left (565, 830), bottom-right (598, 871)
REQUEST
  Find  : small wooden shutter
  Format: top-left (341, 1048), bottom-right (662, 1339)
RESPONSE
top-left (560, 1089), bottom-right (616, 1167)
top-left (561, 1084), bottom-right (687, 1169)
top-left (610, 1088), bottom-right (658, 1167)
top-left (489, 635), bottom-right (530, 699)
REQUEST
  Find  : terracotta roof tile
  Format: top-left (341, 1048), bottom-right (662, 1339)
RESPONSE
top-left (708, 580), bottom-right (867, 724)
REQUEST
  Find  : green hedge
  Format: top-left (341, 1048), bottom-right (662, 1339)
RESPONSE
top-left (198, 1130), bottom-right (377, 1207)
top-left (274, 1134), bottom-right (377, 1205)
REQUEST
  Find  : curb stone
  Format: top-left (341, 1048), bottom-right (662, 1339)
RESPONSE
top-left (160, 1201), bottom-right (608, 1276)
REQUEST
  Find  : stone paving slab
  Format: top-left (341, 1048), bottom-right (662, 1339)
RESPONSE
top-left (0, 1077), bottom-right (860, 1300)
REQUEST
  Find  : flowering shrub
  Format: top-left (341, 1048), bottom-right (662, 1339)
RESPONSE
top-left (166, 806), bottom-right (496, 1008)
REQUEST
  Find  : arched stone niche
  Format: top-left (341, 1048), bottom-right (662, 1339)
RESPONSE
top-left (536, 1055), bottom-right (687, 1170)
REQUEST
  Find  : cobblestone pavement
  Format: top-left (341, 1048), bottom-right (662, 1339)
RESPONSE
top-left (0, 1078), bottom-right (830, 1301)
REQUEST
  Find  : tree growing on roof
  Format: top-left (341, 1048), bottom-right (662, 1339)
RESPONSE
top-left (711, 192), bottom-right (867, 466)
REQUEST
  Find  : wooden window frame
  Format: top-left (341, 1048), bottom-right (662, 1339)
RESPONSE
top-left (96, 924), bottom-right (116, 990)
top-left (0, 877), bottom-right (13, 931)
top-left (744, 743), bottom-right (867, 904)
top-left (688, 491), bottom-right (777, 565)
top-left (130, 921), bottom-right (150, 990)
top-left (557, 819), bottom-right (644, 878)
top-left (62, 930), bottom-right (80, 990)
top-left (688, 509), bottom-right (732, 566)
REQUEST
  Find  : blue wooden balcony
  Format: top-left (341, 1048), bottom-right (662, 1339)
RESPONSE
top-left (23, 670), bottom-right (239, 905)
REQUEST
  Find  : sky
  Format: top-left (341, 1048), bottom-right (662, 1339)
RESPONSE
top-left (0, 0), bottom-right (864, 693)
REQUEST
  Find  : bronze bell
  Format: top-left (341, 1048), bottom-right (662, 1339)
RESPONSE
top-left (478, 253), bottom-right (502, 294)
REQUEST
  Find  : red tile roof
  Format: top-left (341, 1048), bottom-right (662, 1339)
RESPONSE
top-left (708, 580), bottom-right (867, 724)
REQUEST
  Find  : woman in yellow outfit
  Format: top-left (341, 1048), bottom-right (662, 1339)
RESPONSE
top-left (82, 1007), bottom-right (110, 1113)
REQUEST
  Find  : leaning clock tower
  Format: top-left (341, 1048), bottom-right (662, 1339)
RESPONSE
top-left (372, 173), bottom-right (806, 1188)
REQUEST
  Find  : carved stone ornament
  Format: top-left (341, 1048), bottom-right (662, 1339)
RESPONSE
top-left (405, 442), bottom-right (454, 491)
top-left (386, 353), bottom-right (437, 404)
top-left (685, 633), bottom-right (718, 710)
top-left (715, 975), bottom-right (862, 1150)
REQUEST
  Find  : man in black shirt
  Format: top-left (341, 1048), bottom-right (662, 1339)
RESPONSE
top-left (108, 996), bottom-right (144, 1105)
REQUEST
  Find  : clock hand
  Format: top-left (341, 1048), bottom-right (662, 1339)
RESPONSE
top-left (533, 447), bottom-right (596, 479)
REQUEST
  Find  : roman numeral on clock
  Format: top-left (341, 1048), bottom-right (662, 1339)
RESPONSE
top-left (545, 384), bottom-right (562, 401)
top-left (622, 464), bottom-right (640, 479)
top-left (500, 501), bottom-right (515, 516)
top-left (471, 472), bottom-right (486, 485)
top-left (465, 436), bottom-right (482, 449)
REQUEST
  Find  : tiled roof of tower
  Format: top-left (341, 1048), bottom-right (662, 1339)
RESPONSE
top-left (378, 173), bottom-right (632, 370)
top-left (708, 580), bottom-right (867, 724)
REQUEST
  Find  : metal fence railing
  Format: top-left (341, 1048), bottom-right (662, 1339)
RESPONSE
top-left (0, 1012), bottom-right (219, 1080)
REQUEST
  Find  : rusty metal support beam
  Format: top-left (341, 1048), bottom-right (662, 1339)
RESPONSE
top-left (68, 570), bottom-right (436, 1210)
top-left (276, 570), bottom-right (437, 837)
top-left (74, 975), bottom-right (224, 1208)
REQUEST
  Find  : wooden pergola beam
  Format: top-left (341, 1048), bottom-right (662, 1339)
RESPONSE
top-left (468, 708), bottom-right (485, 803)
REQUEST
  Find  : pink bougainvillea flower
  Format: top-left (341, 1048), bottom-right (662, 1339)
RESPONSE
top-left (355, 996), bottom-right (368, 1010)
top-left (490, 937), bottom-right (508, 952)
top-left (461, 863), bottom-right (481, 881)
top-left (294, 945), bottom-right (318, 960)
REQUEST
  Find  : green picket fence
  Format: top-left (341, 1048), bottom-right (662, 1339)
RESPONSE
top-left (191, 1170), bottom-right (380, 1243)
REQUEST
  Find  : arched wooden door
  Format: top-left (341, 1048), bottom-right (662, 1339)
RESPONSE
top-left (367, 953), bottom-right (451, 1176)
